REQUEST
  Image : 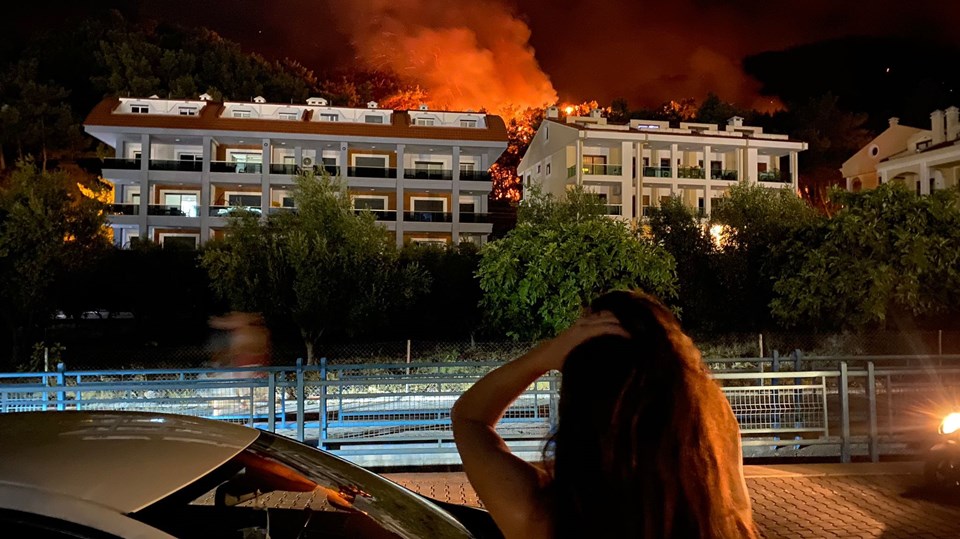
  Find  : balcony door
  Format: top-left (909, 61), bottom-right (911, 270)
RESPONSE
top-left (162, 192), bottom-right (199, 217)
top-left (582, 155), bottom-right (606, 175)
top-left (414, 161), bottom-right (444, 179)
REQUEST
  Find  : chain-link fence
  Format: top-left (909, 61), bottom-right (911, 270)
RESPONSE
top-left (44, 330), bottom-right (960, 371)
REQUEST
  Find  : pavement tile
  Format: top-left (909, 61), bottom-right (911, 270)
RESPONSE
top-left (385, 464), bottom-right (960, 538)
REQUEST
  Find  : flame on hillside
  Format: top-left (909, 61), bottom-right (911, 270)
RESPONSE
top-left (334, 0), bottom-right (557, 117)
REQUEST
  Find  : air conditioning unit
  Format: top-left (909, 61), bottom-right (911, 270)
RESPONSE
top-left (301, 157), bottom-right (314, 167)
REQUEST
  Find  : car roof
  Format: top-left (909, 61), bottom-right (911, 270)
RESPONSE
top-left (0, 411), bottom-right (259, 513)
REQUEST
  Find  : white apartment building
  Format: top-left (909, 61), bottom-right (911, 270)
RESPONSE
top-left (843, 107), bottom-right (960, 195)
top-left (518, 108), bottom-right (807, 219)
top-left (84, 95), bottom-right (508, 248)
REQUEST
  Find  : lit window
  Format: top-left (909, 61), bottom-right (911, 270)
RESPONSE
top-left (365, 115), bottom-right (384, 124)
top-left (233, 110), bottom-right (252, 118)
top-left (279, 112), bottom-right (299, 120)
top-left (319, 114), bottom-right (338, 122)
top-left (415, 118), bottom-right (435, 126)
top-left (131, 104), bottom-right (149, 114)
top-left (460, 119), bottom-right (478, 128)
top-left (178, 107), bottom-right (197, 116)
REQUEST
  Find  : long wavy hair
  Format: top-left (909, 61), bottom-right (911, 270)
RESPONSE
top-left (544, 290), bottom-right (757, 538)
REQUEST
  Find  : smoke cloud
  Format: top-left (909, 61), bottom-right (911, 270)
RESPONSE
top-left (332, 0), bottom-right (558, 114)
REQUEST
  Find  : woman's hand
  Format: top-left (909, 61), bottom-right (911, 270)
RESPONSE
top-left (540, 311), bottom-right (630, 371)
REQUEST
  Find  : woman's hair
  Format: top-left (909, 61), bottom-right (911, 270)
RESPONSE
top-left (545, 290), bottom-right (754, 538)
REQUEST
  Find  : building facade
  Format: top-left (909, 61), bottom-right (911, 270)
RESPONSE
top-left (518, 109), bottom-right (807, 220)
top-left (84, 95), bottom-right (508, 248)
top-left (843, 107), bottom-right (960, 195)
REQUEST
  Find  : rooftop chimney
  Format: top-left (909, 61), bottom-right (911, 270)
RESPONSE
top-left (253, 96), bottom-right (266, 104)
top-left (589, 108), bottom-right (602, 118)
top-left (306, 97), bottom-right (328, 106)
top-left (367, 101), bottom-right (379, 109)
top-left (947, 106), bottom-right (960, 141)
top-left (931, 109), bottom-right (946, 144)
top-left (199, 93), bottom-right (213, 101)
top-left (727, 116), bottom-right (744, 128)
top-left (546, 106), bottom-right (559, 119)
top-left (888, 117), bottom-right (899, 127)
top-left (418, 103), bottom-right (429, 110)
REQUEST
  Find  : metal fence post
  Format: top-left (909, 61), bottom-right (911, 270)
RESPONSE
top-left (320, 357), bottom-right (328, 449)
top-left (296, 358), bottom-right (305, 443)
top-left (867, 361), bottom-right (879, 463)
top-left (268, 370), bottom-right (276, 433)
top-left (56, 363), bottom-right (66, 411)
top-left (840, 361), bottom-right (851, 463)
top-left (548, 373), bottom-right (559, 432)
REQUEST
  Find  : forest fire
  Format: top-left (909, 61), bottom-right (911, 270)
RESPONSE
top-left (334, 0), bottom-right (557, 117)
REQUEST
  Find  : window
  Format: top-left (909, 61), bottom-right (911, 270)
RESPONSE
top-left (413, 198), bottom-right (446, 212)
top-left (178, 107), bottom-right (197, 116)
top-left (459, 195), bottom-right (476, 214)
top-left (365, 115), bottom-right (384, 124)
top-left (131, 104), bottom-right (149, 114)
top-left (916, 181), bottom-right (921, 195)
top-left (353, 196), bottom-right (387, 210)
top-left (279, 112), bottom-right (299, 120)
top-left (415, 118), bottom-right (435, 126)
top-left (133, 151), bottom-right (142, 160)
top-left (546, 163), bottom-right (552, 176)
top-left (162, 192), bottom-right (199, 217)
top-left (355, 155), bottom-right (387, 168)
top-left (319, 113), bottom-right (338, 122)
top-left (282, 196), bottom-right (296, 208)
top-left (758, 163), bottom-right (768, 172)
top-left (459, 162), bottom-right (476, 173)
top-left (160, 235), bottom-right (199, 249)
top-left (414, 161), bottom-right (444, 179)
top-left (642, 157), bottom-right (650, 167)
top-left (659, 158), bottom-right (670, 168)
top-left (537, 164), bottom-right (541, 174)
top-left (233, 109), bottom-right (252, 118)
top-left (583, 155), bottom-right (606, 174)
top-left (930, 177), bottom-right (936, 193)
top-left (178, 154), bottom-right (201, 162)
top-left (460, 119), bottom-right (478, 128)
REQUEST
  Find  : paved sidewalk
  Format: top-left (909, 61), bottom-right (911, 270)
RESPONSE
top-left (386, 462), bottom-right (960, 538)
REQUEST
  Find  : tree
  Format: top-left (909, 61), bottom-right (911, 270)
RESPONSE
top-left (771, 184), bottom-right (960, 329)
top-left (478, 187), bottom-right (677, 340)
top-left (398, 243), bottom-right (483, 340)
top-left (709, 183), bottom-right (821, 331)
top-left (0, 161), bottom-right (110, 368)
top-left (695, 93), bottom-right (743, 124)
top-left (646, 197), bottom-right (721, 331)
top-left (201, 171), bottom-right (426, 363)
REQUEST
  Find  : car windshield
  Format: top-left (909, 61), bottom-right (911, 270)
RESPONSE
top-left (131, 430), bottom-right (474, 539)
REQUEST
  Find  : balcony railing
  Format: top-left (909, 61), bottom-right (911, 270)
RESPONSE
top-left (106, 203), bottom-right (140, 216)
top-left (758, 170), bottom-right (792, 183)
top-left (348, 166), bottom-right (397, 179)
top-left (147, 205), bottom-right (197, 217)
top-left (210, 161), bottom-right (263, 174)
top-left (642, 166), bottom-right (672, 178)
top-left (404, 169), bottom-right (453, 180)
top-left (101, 158), bottom-right (141, 170)
top-left (209, 206), bottom-right (263, 217)
top-left (581, 163), bottom-right (622, 176)
top-left (459, 212), bottom-right (491, 223)
top-left (567, 165), bottom-right (576, 178)
top-left (459, 170), bottom-right (492, 182)
top-left (404, 211), bottom-right (453, 223)
top-left (642, 206), bottom-right (655, 217)
top-left (604, 204), bottom-right (623, 216)
top-left (711, 170), bottom-right (739, 181)
top-left (269, 164), bottom-right (341, 177)
top-left (353, 209), bottom-right (397, 221)
top-left (149, 160), bottom-right (203, 172)
top-left (678, 167), bottom-right (705, 179)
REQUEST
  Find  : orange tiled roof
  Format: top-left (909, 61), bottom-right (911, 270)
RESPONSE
top-left (84, 97), bottom-right (508, 143)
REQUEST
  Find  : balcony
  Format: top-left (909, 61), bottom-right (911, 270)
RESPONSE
top-left (149, 160), bottom-right (203, 172)
top-left (353, 209), bottom-right (397, 221)
top-left (404, 211), bottom-right (453, 223)
top-left (101, 158), bottom-right (141, 170)
top-left (147, 205), bottom-right (197, 217)
top-left (459, 170), bottom-right (492, 182)
top-left (567, 165), bottom-right (576, 178)
top-left (758, 170), bottom-right (792, 183)
top-left (604, 204), bottom-right (623, 216)
top-left (678, 167), bottom-right (705, 179)
top-left (106, 203), bottom-right (140, 216)
top-left (642, 206), bottom-right (655, 217)
top-left (269, 163), bottom-right (298, 175)
top-left (711, 170), bottom-right (739, 181)
top-left (348, 166), bottom-right (397, 179)
top-left (459, 212), bottom-right (491, 223)
top-left (209, 206), bottom-right (263, 217)
top-left (404, 168), bottom-right (453, 181)
top-left (581, 163), bottom-right (622, 176)
top-left (210, 161), bottom-right (263, 174)
top-left (642, 167), bottom-right (672, 178)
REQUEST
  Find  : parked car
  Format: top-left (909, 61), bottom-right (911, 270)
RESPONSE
top-left (0, 411), bottom-right (502, 538)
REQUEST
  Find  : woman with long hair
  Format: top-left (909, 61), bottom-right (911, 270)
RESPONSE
top-left (451, 290), bottom-right (757, 538)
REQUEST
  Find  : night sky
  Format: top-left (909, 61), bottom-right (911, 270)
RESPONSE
top-left (9, 0), bottom-right (960, 114)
